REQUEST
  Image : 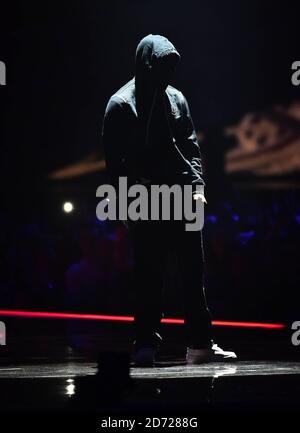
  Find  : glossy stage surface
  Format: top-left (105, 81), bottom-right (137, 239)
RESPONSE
top-left (1, 360), bottom-right (300, 379)
top-left (0, 323), bottom-right (300, 419)
top-left (1, 358), bottom-right (300, 417)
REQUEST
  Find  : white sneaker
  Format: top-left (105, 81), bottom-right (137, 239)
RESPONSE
top-left (186, 343), bottom-right (237, 365)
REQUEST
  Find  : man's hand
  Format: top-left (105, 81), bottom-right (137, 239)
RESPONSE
top-left (193, 193), bottom-right (207, 204)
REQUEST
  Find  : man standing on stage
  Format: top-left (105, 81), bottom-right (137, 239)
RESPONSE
top-left (102, 34), bottom-right (236, 366)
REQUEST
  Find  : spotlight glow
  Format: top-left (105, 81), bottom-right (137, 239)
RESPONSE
top-left (63, 202), bottom-right (74, 213)
top-left (65, 379), bottom-right (75, 396)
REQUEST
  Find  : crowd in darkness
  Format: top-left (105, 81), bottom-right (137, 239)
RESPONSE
top-left (0, 192), bottom-right (299, 324)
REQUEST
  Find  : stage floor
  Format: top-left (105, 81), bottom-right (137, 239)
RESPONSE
top-left (0, 360), bottom-right (300, 378)
top-left (1, 360), bottom-right (300, 417)
top-left (1, 324), bottom-right (299, 417)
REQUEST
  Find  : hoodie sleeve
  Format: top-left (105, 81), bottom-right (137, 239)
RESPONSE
top-left (102, 97), bottom-right (127, 190)
top-left (180, 92), bottom-right (205, 193)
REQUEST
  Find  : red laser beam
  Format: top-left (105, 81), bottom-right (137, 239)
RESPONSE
top-left (0, 310), bottom-right (285, 329)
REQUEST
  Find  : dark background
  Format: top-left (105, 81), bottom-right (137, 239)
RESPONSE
top-left (0, 0), bottom-right (299, 326)
top-left (1, 1), bottom-right (300, 210)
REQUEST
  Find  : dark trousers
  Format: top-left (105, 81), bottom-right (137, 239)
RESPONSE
top-left (131, 219), bottom-right (212, 349)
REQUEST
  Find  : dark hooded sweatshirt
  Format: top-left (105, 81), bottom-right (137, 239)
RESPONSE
top-left (102, 34), bottom-right (204, 193)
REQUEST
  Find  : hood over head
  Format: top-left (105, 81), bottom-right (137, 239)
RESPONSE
top-left (135, 34), bottom-right (180, 100)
